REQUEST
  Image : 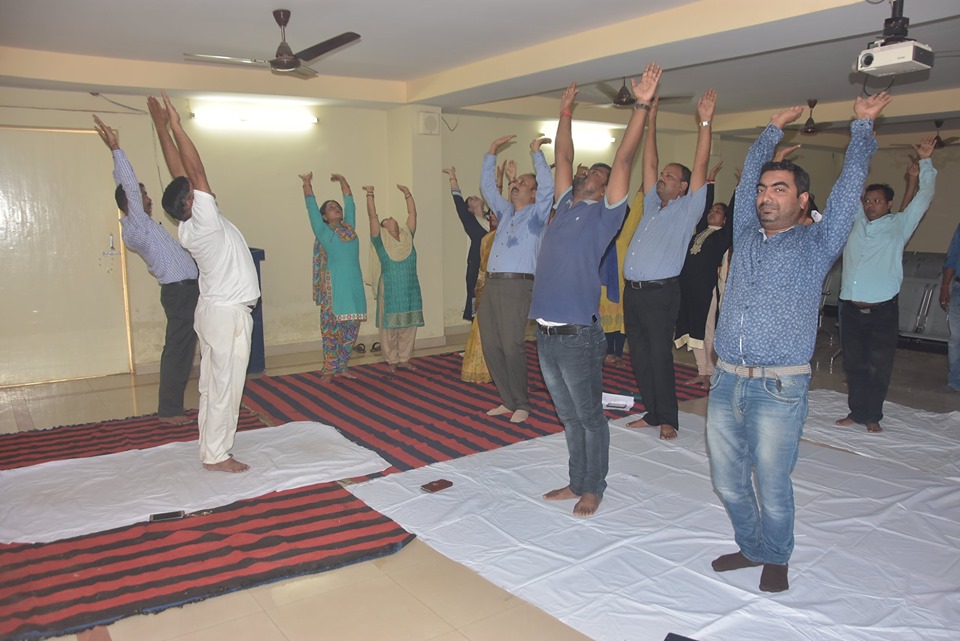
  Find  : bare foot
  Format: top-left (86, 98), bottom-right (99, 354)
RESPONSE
top-left (835, 417), bottom-right (857, 426)
top-left (487, 404), bottom-right (511, 416)
top-left (387, 364), bottom-right (397, 374)
top-left (866, 422), bottom-right (883, 433)
top-left (510, 409), bottom-right (529, 423)
top-left (604, 354), bottom-right (618, 364)
top-left (543, 486), bottom-right (579, 501)
top-left (158, 415), bottom-right (190, 425)
top-left (573, 493), bottom-right (602, 517)
top-left (203, 456), bottom-right (250, 473)
top-left (396, 362), bottom-right (418, 371)
top-left (320, 373), bottom-right (334, 383)
top-left (336, 370), bottom-right (358, 380)
top-left (626, 417), bottom-right (653, 429)
top-left (659, 424), bottom-right (678, 440)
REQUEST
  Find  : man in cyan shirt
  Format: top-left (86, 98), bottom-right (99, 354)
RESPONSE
top-left (150, 92), bottom-right (261, 474)
top-left (92, 115), bottom-right (199, 426)
top-left (533, 64), bottom-right (661, 517)
top-left (478, 134), bottom-right (554, 423)
top-left (837, 138), bottom-right (937, 433)
top-left (708, 92), bottom-right (892, 593)
top-left (622, 91), bottom-right (716, 441)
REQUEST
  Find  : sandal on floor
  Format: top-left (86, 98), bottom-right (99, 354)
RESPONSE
top-left (371, 342), bottom-right (382, 353)
top-left (354, 343), bottom-right (366, 353)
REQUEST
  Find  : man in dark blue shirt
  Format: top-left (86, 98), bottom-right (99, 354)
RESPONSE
top-left (532, 63), bottom-right (661, 517)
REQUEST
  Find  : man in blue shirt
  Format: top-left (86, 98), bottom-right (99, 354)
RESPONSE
top-left (92, 115), bottom-right (200, 426)
top-left (622, 91), bottom-right (716, 441)
top-left (478, 135), bottom-right (555, 423)
top-left (940, 225), bottom-right (960, 391)
top-left (836, 139), bottom-right (937, 433)
top-left (708, 92), bottom-right (892, 593)
top-left (533, 63), bottom-right (661, 517)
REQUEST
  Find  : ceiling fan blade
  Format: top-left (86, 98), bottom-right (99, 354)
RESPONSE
top-left (274, 65), bottom-right (319, 79)
top-left (295, 32), bottom-right (361, 63)
top-left (596, 83), bottom-right (618, 101)
top-left (183, 53), bottom-right (270, 69)
top-left (656, 95), bottom-right (695, 105)
top-left (941, 136), bottom-right (960, 146)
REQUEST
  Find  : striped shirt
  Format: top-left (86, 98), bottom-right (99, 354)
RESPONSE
top-left (113, 150), bottom-right (197, 284)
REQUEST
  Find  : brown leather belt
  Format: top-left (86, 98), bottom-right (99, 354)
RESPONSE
top-left (487, 272), bottom-right (534, 281)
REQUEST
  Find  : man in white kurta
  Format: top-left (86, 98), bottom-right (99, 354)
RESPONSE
top-left (150, 92), bottom-right (260, 472)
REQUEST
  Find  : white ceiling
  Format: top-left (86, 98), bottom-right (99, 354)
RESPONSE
top-left (1, 0), bottom-right (959, 131)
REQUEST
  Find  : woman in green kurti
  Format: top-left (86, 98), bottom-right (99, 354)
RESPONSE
top-left (300, 172), bottom-right (367, 383)
top-left (363, 184), bottom-right (424, 373)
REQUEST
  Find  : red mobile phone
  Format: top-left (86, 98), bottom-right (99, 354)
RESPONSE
top-left (420, 479), bottom-right (453, 493)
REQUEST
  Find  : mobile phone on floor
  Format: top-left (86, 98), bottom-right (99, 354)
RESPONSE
top-left (149, 510), bottom-right (186, 522)
top-left (420, 479), bottom-right (453, 493)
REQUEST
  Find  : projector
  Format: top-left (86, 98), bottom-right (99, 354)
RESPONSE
top-left (857, 40), bottom-right (934, 76)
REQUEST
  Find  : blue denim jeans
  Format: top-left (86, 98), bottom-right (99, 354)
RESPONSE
top-left (706, 366), bottom-right (810, 565)
top-left (949, 282), bottom-right (960, 390)
top-left (537, 320), bottom-right (609, 497)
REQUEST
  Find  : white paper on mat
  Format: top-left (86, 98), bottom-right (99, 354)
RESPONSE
top-left (601, 392), bottom-right (634, 411)
top-left (0, 422), bottom-right (389, 544)
top-left (350, 410), bottom-right (960, 641)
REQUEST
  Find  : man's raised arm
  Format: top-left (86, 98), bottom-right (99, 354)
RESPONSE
top-left (480, 135), bottom-right (515, 219)
top-left (688, 89), bottom-right (716, 194)
top-left (819, 92), bottom-right (891, 255)
top-left (147, 96), bottom-right (185, 179)
top-left (608, 63), bottom-right (662, 204)
top-left (92, 115), bottom-right (144, 220)
top-left (162, 91), bottom-right (211, 194)
top-left (554, 83), bottom-right (576, 200)
top-left (641, 96), bottom-right (660, 195)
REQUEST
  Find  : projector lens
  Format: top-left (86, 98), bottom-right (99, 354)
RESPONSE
top-left (860, 53), bottom-right (874, 67)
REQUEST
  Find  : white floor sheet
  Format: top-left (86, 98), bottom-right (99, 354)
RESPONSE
top-left (1, 422), bottom-right (389, 544)
top-left (350, 411), bottom-right (960, 641)
top-left (804, 388), bottom-right (960, 477)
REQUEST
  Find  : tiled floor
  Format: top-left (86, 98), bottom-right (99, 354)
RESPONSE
top-left (4, 324), bottom-right (958, 641)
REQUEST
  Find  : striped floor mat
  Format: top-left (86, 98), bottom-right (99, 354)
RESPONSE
top-left (0, 482), bottom-right (412, 641)
top-left (0, 411), bottom-right (411, 641)
top-left (241, 342), bottom-right (706, 471)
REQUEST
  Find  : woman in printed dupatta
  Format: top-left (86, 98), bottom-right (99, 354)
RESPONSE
top-left (300, 172), bottom-right (367, 383)
top-left (363, 183), bottom-right (424, 374)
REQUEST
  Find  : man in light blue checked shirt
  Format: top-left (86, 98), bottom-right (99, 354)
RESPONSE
top-left (93, 116), bottom-right (199, 426)
top-left (707, 92), bottom-right (892, 594)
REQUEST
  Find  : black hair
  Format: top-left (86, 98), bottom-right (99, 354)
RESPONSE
top-left (864, 183), bottom-right (895, 202)
top-left (319, 199), bottom-right (339, 221)
top-left (713, 202), bottom-right (729, 216)
top-left (115, 183), bottom-right (146, 214)
top-left (162, 176), bottom-right (191, 221)
top-left (114, 184), bottom-right (128, 213)
top-left (590, 162), bottom-right (612, 173)
top-left (759, 160), bottom-right (811, 197)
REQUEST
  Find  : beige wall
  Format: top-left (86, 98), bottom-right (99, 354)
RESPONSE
top-left (3, 85), bottom-right (957, 381)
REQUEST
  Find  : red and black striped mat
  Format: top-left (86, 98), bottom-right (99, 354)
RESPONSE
top-left (241, 342), bottom-right (705, 471)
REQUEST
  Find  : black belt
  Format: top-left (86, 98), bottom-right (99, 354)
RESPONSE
top-left (162, 278), bottom-right (198, 286)
top-left (537, 323), bottom-right (582, 335)
top-left (487, 272), bottom-right (534, 281)
top-left (625, 276), bottom-right (679, 289)
top-left (842, 295), bottom-right (897, 313)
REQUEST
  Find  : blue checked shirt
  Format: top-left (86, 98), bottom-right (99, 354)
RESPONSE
top-left (715, 120), bottom-right (878, 366)
top-left (114, 150), bottom-right (197, 284)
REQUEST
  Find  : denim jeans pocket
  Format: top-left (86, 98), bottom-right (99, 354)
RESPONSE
top-left (558, 331), bottom-right (590, 350)
top-left (709, 368), bottom-right (723, 391)
top-left (760, 374), bottom-right (810, 403)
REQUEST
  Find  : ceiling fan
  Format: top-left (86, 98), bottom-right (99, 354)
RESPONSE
top-left (931, 120), bottom-right (959, 148)
top-left (596, 79), bottom-right (693, 108)
top-left (798, 99), bottom-right (833, 135)
top-left (183, 9), bottom-right (360, 79)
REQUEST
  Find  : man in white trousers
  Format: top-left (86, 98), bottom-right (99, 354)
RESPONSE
top-left (149, 92), bottom-right (260, 473)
